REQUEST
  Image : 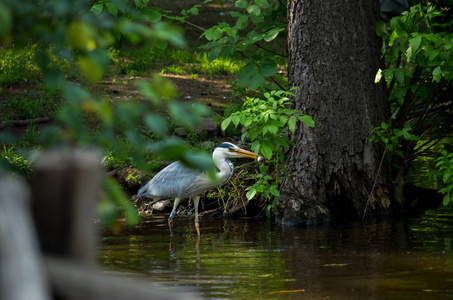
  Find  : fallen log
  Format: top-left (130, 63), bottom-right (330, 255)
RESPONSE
top-left (0, 117), bottom-right (52, 129)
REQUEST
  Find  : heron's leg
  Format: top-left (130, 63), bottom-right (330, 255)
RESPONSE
top-left (168, 197), bottom-right (181, 235)
top-left (193, 195), bottom-right (201, 236)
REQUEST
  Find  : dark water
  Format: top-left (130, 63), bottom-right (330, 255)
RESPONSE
top-left (98, 208), bottom-right (453, 299)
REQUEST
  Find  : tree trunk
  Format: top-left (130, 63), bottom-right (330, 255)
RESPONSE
top-left (279, 0), bottom-right (391, 225)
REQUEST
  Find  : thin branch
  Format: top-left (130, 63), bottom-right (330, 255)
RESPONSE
top-left (363, 148), bottom-right (387, 221)
top-left (183, 20), bottom-right (207, 32)
top-left (254, 43), bottom-right (288, 58)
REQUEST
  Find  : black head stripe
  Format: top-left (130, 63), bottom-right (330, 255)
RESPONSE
top-left (216, 142), bottom-right (235, 149)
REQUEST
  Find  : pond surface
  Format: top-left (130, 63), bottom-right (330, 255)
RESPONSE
top-left (98, 207), bottom-right (453, 299)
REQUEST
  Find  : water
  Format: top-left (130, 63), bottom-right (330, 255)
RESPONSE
top-left (98, 208), bottom-right (453, 299)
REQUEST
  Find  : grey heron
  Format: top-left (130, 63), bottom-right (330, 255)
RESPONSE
top-left (136, 142), bottom-right (263, 235)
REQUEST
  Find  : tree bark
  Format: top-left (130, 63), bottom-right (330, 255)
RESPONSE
top-left (279, 0), bottom-right (391, 225)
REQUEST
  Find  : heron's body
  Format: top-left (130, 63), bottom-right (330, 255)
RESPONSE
top-left (136, 142), bottom-right (262, 235)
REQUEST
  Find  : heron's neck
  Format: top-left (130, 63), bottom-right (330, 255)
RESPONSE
top-left (213, 155), bottom-right (234, 184)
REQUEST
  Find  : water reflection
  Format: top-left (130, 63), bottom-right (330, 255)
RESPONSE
top-left (99, 208), bottom-right (453, 299)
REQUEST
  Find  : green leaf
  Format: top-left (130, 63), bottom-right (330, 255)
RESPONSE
top-left (268, 125), bottom-right (279, 134)
top-left (236, 15), bottom-right (249, 30)
top-left (254, 0), bottom-right (268, 5)
top-left (279, 115), bottom-right (288, 126)
top-left (375, 20), bottom-right (387, 37)
top-left (249, 127), bottom-right (259, 141)
top-left (298, 115), bottom-right (315, 127)
top-left (205, 27), bottom-right (223, 41)
top-left (395, 69), bottom-right (405, 84)
top-left (389, 31), bottom-right (400, 46)
top-left (247, 5), bottom-right (261, 16)
top-left (221, 116), bottom-right (232, 131)
top-left (429, 49), bottom-right (440, 61)
top-left (263, 28), bottom-right (283, 42)
top-left (243, 118), bottom-right (252, 127)
top-left (259, 59), bottom-right (278, 77)
top-left (248, 73), bottom-right (265, 90)
top-left (261, 144), bottom-right (272, 159)
top-left (410, 36), bottom-right (422, 56)
top-left (91, 3), bottom-right (104, 14)
top-left (155, 39), bottom-right (168, 51)
top-left (237, 63), bottom-right (256, 87)
top-left (288, 115), bottom-right (297, 132)
top-left (433, 66), bottom-right (442, 82)
top-left (106, 3), bottom-right (118, 16)
top-left (443, 193), bottom-right (451, 207)
top-left (235, 0), bottom-right (248, 8)
top-left (188, 6), bottom-right (199, 15)
top-left (224, 27), bottom-right (237, 37)
top-left (402, 131), bottom-right (419, 141)
top-left (144, 114), bottom-right (167, 136)
top-left (443, 173), bottom-right (451, 183)
top-left (251, 139), bottom-right (261, 154)
top-left (232, 115), bottom-right (241, 126)
top-left (208, 45), bottom-right (223, 62)
top-left (246, 188), bottom-right (257, 200)
top-left (270, 186), bottom-right (280, 197)
top-left (181, 152), bottom-right (215, 171)
top-left (145, 9), bottom-right (163, 23)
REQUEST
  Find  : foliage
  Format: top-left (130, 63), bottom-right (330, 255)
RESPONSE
top-left (373, 3), bottom-right (453, 202)
top-left (0, 146), bottom-right (32, 176)
top-left (199, 0), bottom-right (288, 95)
top-left (370, 122), bottom-right (419, 162)
top-left (221, 89), bottom-right (314, 215)
top-left (0, 0), bottom-right (215, 226)
top-left (432, 149), bottom-right (453, 206)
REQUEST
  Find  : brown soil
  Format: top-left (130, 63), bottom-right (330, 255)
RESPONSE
top-left (100, 73), bottom-right (235, 115)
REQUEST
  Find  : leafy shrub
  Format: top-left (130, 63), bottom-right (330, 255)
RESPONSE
top-left (432, 149), bottom-right (453, 206)
top-left (373, 3), bottom-right (453, 203)
top-left (222, 89), bottom-right (314, 215)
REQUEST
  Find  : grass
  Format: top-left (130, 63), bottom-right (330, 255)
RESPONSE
top-left (0, 146), bottom-right (33, 175)
top-left (0, 45), bottom-right (41, 85)
top-left (110, 46), bottom-right (243, 79)
top-left (0, 44), bottom-right (78, 86)
top-left (4, 89), bottom-right (60, 120)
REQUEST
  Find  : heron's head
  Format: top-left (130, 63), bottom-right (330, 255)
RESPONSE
top-left (213, 142), bottom-right (263, 161)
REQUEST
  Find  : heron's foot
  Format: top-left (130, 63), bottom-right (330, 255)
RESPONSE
top-left (194, 219), bottom-right (200, 236)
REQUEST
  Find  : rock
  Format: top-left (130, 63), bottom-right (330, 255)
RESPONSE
top-left (152, 200), bottom-right (170, 211)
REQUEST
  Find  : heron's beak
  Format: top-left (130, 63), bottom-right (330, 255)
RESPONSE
top-left (232, 148), bottom-right (264, 161)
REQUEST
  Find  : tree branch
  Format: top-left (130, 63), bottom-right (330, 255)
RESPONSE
top-left (0, 117), bottom-right (52, 130)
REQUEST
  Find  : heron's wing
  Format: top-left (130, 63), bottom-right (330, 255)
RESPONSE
top-left (185, 173), bottom-right (221, 198)
top-left (137, 161), bottom-right (201, 198)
